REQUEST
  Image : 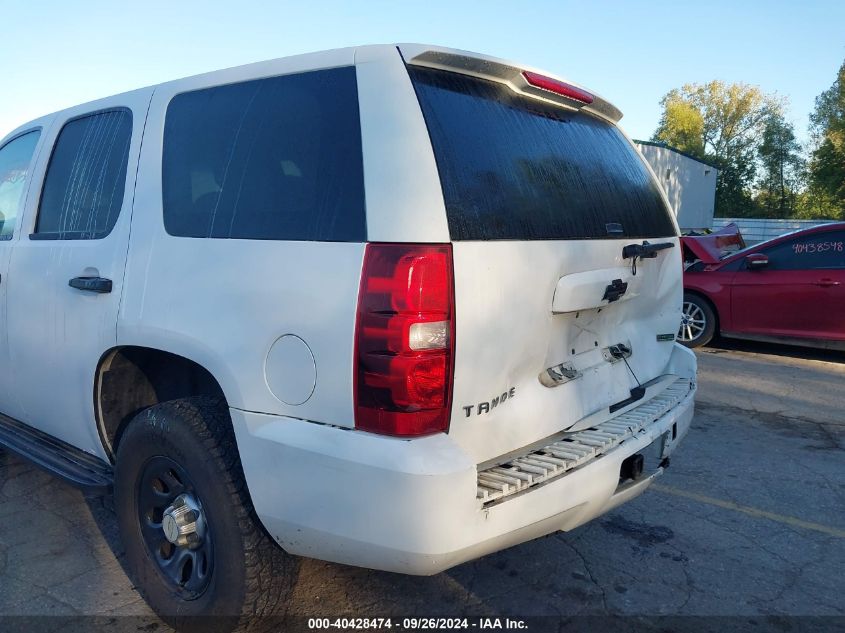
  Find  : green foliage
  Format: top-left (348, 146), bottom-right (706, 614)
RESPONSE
top-left (652, 81), bottom-right (779, 216)
top-left (712, 151), bottom-right (756, 217)
top-left (651, 61), bottom-right (845, 220)
top-left (806, 60), bottom-right (845, 218)
top-left (652, 98), bottom-right (704, 157)
top-left (794, 188), bottom-right (840, 219)
top-left (756, 113), bottom-right (804, 218)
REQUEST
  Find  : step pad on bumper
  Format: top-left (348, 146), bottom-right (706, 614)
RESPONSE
top-left (476, 378), bottom-right (692, 504)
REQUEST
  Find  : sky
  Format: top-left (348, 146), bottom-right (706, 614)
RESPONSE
top-left (2, 0), bottom-right (844, 146)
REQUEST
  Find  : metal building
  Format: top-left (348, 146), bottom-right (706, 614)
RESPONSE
top-left (634, 140), bottom-right (718, 232)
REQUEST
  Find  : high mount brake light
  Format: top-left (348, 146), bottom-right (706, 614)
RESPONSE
top-left (354, 243), bottom-right (455, 437)
top-left (522, 71), bottom-right (594, 105)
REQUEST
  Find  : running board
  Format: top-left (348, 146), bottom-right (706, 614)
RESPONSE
top-left (0, 413), bottom-right (113, 495)
top-left (476, 377), bottom-right (692, 505)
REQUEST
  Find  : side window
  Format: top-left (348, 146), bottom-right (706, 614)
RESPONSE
top-left (763, 231), bottom-right (845, 270)
top-left (34, 110), bottom-right (132, 240)
top-left (0, 131), bottom-right (41, 240)
top-left (162, 67), bottom-right (366, 241)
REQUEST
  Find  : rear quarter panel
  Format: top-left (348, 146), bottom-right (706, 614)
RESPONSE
top-left (120, 46), bottom-right (456, 427)
top-left (120, 48), bottom-right (379, 427)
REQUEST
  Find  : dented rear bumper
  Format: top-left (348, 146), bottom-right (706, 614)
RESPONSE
top-left (232, 353), bottom-right (696, 575)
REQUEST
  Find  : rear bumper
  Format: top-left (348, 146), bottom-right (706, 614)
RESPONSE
top-left (231, 379), bottom-right (695, 576)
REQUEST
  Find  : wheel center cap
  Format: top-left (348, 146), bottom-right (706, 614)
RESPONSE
top-left (161, 493), bottom-right (206, 548)
top-left (162, 514), bottom-right (181, 543)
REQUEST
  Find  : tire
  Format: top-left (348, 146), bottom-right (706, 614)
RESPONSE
top-left (678, 292), bottom-right (716, 348)
top-left (114, 396), bottom-right (297, 632)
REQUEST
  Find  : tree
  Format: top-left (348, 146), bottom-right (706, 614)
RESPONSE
top-left (807, 59), bottom-right (845, 217)
top-left (712, 149), bottom-right (757, 218)
top-left (756, 113), bottom-right (804, 217)
top-left (652, 81), bottom-right (780, 216)
top-left (652, 99), bottom-right (704, 157)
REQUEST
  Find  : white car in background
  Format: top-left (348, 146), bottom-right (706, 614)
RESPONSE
top-left (0, 44), bottom-right (696, 630)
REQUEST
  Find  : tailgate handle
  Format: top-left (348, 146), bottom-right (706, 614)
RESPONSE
top-left (816, 278), bottom-right (841, 287)
top-left (69, 276), bottom-right (113, 294)
top-left (552, 267), bottom-right (634, 313)
top-left (602, 279), bottom-right (628, 303)
top-left (622, 240), bottom-right (675, 275)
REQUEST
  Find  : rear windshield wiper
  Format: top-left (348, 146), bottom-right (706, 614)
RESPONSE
top-left (622, 240), bottom-right (675, 275)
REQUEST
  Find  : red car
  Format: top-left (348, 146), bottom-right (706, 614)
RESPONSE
top-left (680, 222), bottom-right (845, 349)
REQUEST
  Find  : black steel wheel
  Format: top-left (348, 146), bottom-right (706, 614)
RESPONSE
top-left (115, 396), bottom-right (298, 633)
top-left (137, 456), bottom-right (213, 599)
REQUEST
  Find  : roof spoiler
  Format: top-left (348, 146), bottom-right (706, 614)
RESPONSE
top-left (399, 45), bottom-right (623, 124)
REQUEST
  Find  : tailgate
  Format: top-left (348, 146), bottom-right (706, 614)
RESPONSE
top-left (451, 239), bottom-right (681, 463)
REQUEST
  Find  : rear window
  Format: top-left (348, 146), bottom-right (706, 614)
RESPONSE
top-left (163, 67), bottom-right (366, 241)
top-left (408, 66), bottom-right (676, 241)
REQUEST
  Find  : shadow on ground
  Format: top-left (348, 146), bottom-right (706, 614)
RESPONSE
top-left (703, 337), bottom-right (845, 364)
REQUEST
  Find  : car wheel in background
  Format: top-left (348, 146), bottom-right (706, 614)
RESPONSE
top-left (678, 293), bottom-right (716, 348)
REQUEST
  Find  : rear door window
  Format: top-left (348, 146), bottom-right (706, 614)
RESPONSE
top-left (762, 231), bottom-right (845, 270)
top-left (162, 67), bottom-right (366, 242)
top-left (0, 130), bottom-right (41, 239)
top-left (35, 110), bottom-right (133, 240)
top-left (408, 66), bottom-right (676, 241)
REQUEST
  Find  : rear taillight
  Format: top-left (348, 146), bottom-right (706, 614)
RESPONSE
top-left (354, 243), bottom-right (455, 437)
top-left (522, 71), bottom-right (594, 105)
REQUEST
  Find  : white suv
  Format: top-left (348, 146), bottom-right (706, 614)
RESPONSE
top-left (0, 44), bottom-right (696, 629)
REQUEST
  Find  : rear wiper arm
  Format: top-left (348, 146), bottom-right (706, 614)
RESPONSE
top-left (622, 240), bottom-right (675, 275)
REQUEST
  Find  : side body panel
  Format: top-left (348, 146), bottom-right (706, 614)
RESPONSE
top-left (729, 227), bottom-right (845, 341)
top-left (6, 92), bottom-right (152, 457)
top-left (687, 223), bottom-right (845, 343)
top-left (355, 46), bottom-right (449, 243)
top-left (812, 269), bottom-right (845, 340)
top-left (119, 47), bottom-right (403, 428)
top-left (730, 268), bottom-right (830, 338)
top-left (0, 119), bottom-right (53, 421)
